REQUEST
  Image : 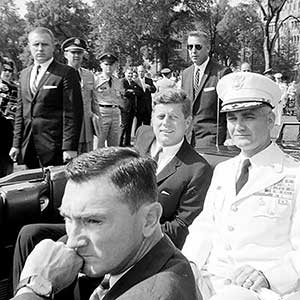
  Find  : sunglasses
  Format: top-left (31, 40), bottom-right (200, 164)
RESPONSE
top-left (3, 68), bottom-right (13, 72)
top-left (187, 44), bottom-right (202, 51)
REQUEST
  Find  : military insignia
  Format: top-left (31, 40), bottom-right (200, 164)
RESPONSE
top-left (74, 38), bottom-right (80, 45)
top-left (232, 73), bottom-right (246, 90)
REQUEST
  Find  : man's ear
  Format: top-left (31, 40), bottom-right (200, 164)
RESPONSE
top-left (141, 202), bottom-right (162, 238)
top-left (268, 111), bottom-right (276, 129)
top-left (185, 115), bottom-right (193, 132)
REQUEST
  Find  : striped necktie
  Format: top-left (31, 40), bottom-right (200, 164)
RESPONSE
top-left (31, 65), bottom-right (41, 95)
top-left (194, 68), bottom-right (201, 97)
top-left (236, 159), bottom-right (251, 195)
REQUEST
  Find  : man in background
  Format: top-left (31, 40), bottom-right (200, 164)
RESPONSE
top-left (9, 27), bottom-right (83, 168)
top-left (155, 68), bottom-right (176, 92)
top-left (62, 37), bottom-right (100, 153)
top-left (181, 31), bottom-right (231, 147)
top-left (94, 53), bottom-right (124, 147)
top-left (240, 62), bottom-right (251, 72)
top-left (119, 68), bottom-right (142, 146)
top-left (135, 65), bottom-right (156, 130)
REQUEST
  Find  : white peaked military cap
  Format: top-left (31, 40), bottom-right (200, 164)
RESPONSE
top-left (217, 72), bottom-right (281, 112)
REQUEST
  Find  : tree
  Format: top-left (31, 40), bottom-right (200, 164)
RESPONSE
top-left (90, 0), bottom-right (209, 70)
top-left (0, 0), bottom-right (26, 71)
top-left (216, 3), bottom-right (264, 70)
top-left (255, 0), bottom-right (300, 71)
top-left (273, 30), bottom-right (298, 78)
top-left (20, 0), bottom-right (92, 67)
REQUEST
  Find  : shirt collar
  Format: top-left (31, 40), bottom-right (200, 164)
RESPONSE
top-left (35, 57), bottom-right (53, 70)
top-left (154, 138), bottom-right (184, 157)
top-left (194, 57), bottom-right (210, 74)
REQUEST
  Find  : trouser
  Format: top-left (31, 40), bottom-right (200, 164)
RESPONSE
top-left (97, 107), bottom-right (121, 148)
top-left (119, 109), bottom-right (134, 146)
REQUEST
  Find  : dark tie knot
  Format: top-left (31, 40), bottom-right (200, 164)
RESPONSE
top-left (236, 159), bottom-right (251, 195)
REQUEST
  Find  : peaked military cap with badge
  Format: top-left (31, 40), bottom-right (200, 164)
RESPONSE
top-left (216, 72), bottom-right (281, 113)
top-left (99, 52), bottom-right (118, 64)
top-left (61, 37), bottom-right (88, 52)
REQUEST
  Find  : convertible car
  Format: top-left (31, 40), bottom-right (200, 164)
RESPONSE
top-left (0, 122), bottom-right (299, 299)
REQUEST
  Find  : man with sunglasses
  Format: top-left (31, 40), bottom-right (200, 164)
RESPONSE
top-left (181, 31), bottom-right (231, 148)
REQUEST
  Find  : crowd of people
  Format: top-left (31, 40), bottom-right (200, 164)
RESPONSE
top-left (0, 26), bottom-right (300, 300)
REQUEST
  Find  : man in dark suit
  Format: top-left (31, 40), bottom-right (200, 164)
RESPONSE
top-left (12, 147), bottom-right (199, 300)
top-left (135, 65), bottom-right (156, 130)
top-left (135, 89), bottom-right (212, 249)
top-left (119, 68), bottom-right (142, 146)
top-left (9, 27), bottom-right (83, 169)
top-left (181, 31), bottom-right (231, 148)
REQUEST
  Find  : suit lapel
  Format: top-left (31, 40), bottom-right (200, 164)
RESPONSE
top-left (25, 66), bottom-right (34, 102)
top-left (194, 61), bottom-right (211, 101)
top-left (35, 61), bottom-right (54, 94)
top-left (103, 236), bottom-right (175, 300)
top-left (156, 140), bottom-right (188, 183)
top-left (156, 156), bottom-right (181, 183)
top-left (187, 65), bottom-right (195, 102)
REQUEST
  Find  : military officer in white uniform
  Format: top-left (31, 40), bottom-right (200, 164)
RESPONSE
top-left (183, 72), bottom-right (300, 300)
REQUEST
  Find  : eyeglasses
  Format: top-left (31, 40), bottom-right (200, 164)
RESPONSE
top-left (187, 44), bottom-right (202, 51)
top-left (3, 68), bottom-right (13, 72)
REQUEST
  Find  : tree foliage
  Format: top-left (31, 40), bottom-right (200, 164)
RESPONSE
top-left (20, 0), bottom-right (92, 67)
top-left (0, 0), bottom-right (25, 70)
top-left (90, 0), bottom-right (209, 70)
top-left (216, 3), bottom-right (263, 69)
top-left (255, 0), bottom-right (300, 71)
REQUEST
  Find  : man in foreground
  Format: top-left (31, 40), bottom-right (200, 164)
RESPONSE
top-left (183, 72), bottom-right (300, 300)
top-left (135, 88), bottom-right (212, 249)
top-left (9, 27), bottom-right (83, 168)
top-left (12, 147), bottom-right (199, 300)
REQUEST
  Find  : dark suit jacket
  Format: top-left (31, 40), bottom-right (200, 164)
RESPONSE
top-left (13, 60), bottom-right (83, 166)
top-left (181, 59), bottom-right (231, 147)
top-left (120, 78), bottom-right (143, 113)
top-left (135, 77), bottom-right (156, 117)
top-left (12, 236), bottom-right (199, 300)
top-left (135, 125), bottom-right (213, 249)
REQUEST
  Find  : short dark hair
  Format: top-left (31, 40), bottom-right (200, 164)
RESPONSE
top-left (152, 89), bottom-right (192, 119)
top-left (65, 147), bottom-right (158, 213)
top-left (28, 27), bottom-right (55, 44)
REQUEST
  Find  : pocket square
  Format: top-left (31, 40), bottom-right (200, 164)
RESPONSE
top-left (203, 87), bottom-right (215, 92)
top-left (43, 85), bottom-right (57, 89)
top-left (160, 190), bottom-right (170, 196)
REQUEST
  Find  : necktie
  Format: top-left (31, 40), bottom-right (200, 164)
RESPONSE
top-left (76, 70), bottom-right (81, 82)
top-left (194, 68), bottom-right (201, 96)
top-left (152, 147), bottom-right (163, 163)
top-left (236, 159), bottom-right (251, 195)
top-left (31, 65), bottom-right (41, 95)
top-left (89, 275), bottom-right (110, 300)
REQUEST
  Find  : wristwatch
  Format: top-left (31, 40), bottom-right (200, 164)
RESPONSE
top-left (16, 275), bottom-right (53, 298)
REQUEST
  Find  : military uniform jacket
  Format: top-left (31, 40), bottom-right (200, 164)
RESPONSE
top-left (94, 73), bottom-right (124, 107)
top-left (183, 143), bottom-right (300, 296)
top-left (78, 68), bottom-right (100, 150)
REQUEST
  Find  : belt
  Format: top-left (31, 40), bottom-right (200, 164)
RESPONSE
top-left (99, 104), bottom-right (119, 108)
